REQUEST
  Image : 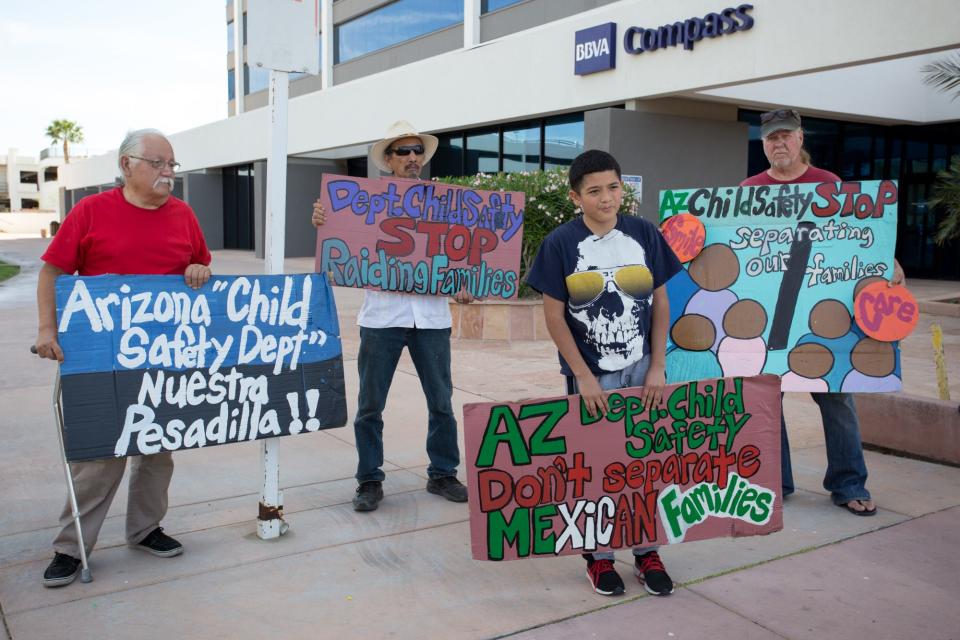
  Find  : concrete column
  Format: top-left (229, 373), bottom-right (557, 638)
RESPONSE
top-left (7, 149), bottom-right (21, 211)
top-left (233, 0), bottom-right (245, 113)
top-left (464, 0), bottom-right (480, 47)
top-left (321, 0), bottom-right (333, 88)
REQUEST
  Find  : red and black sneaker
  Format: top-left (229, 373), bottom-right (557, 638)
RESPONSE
top-left (583, 553), bottom-right (625, 596)
top-left (634, 550), bottom-right (674, 596)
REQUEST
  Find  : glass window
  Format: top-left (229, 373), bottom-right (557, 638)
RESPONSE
top-left (502, 122), bottom-right (540, 172)
top-left (840, 125), bottom-right (873, 180)
top-left (242, 13), bottom-right (248, 45)
top-left (244, 63), bottom-right (270, 94)
top-left (482, 0), bottom-right (525, 12)
top-left (873, 135), bottom-right (886, 177)
top-left (800, 117), bottom-right (840, 173)
top-left (905, 140), bottom-right (929, 174)
top-left (335, 0), bottom-right (463, 63)
top-left (543, 114), bottom-right (584, 169)
top-left (932, 144), bottom-right (948, 172)
top-left (228, 69), bottom-right (235, 101)
top-left (465, 130), bottom-right (499, 174)
top-left (433, 133), bottom-right (465, 177)
top-left (227, 20), bottom-right (235, 53)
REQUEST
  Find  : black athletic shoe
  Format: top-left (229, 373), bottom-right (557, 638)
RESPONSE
top-left (426, 476), bottom-right (468, 502)
top-left (353, 481), bottom-right (384, 511)
top-left (584, 553), bottom-right (625, 596)
top-left (42, 553), bottom-right (81, 588)
top-left (135, 527), bottom-right (183, 558)
top-left (634, 551), bottom-right (674, 596)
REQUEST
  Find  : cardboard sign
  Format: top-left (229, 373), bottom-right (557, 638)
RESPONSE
top-left (854, 282), bottom-right (918, 341)
top-left (660, 213), bottom-right (705, 262)
top-left (315, 174), bottom-right (524, 299)
top-left (55, 274), bottom-right (347, 461)
top-left (464, 375), bottom-right (782, 561)
top-left (660, 180), bottom-right (901, 393)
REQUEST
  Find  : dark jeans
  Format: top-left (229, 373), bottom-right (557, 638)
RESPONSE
top-left (781, 392), bottom-right (871, 505)
top-left (354, 326), bottom-right (460, 483)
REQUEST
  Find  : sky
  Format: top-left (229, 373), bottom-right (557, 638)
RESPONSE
top-left (0, 1), bottom-right (227, 157)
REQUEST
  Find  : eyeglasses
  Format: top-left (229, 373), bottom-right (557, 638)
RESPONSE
top-left (759, 108), bottom-right (800, 124)
top-left (386, 144), bottom-right (424, 157)
top-left (565, 265), bottom-right (653, 308)
top-left (128, 155), bottom-right (181, 171)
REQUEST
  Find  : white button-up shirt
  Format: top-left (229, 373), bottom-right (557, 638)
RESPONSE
top-left (357, 290), bottom-right (451, 329)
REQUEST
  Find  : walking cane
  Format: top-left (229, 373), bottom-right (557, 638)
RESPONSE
top-left (31, 345), bottom-right (93, 583)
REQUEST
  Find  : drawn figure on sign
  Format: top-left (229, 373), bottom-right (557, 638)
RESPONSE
top-left (683, 243), bottom-right (740, 352)
top-left (717, 299), bottom-right (768, 377)
top-left (842, 337), bottom-right (901, 392)
top-left (33, 129), bottom-right (213, 588)
top-left (783, 343), bottom-right (832, 391)
top-left (666, 314), bottom-right (723, 383)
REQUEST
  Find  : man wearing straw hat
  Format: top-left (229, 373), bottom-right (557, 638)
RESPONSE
top-left (34, 129), bottom-right (212, 587)
top-left (313, 120), bottom-right (471, 512)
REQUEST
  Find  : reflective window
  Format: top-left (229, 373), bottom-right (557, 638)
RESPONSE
top-left (433, 133), bottom-right (465, 177)
top-left (336, 0), bottom-right (463, 63)
top-left (840, 125), bottom-right (873, 180)
top-left (244, 63), bottom-right (270, 94)
top-left (227, 20), bottom-right (235, 53)
top-left (543, 114), bottom-right (584, 169)
top-left (502, 122), bottom-right (540, 172)
top-left (228, 69), bottom-right (235, 101)
top-left (465, 130), bottom-right (499, 174)
top-left (482, 0), bottom-right (525, 12)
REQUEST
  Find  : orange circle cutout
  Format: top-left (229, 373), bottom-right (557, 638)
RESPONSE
top-left (854, 282), bottom-right (919, 341)
top-left (660, 214), bottom-right (706, 263)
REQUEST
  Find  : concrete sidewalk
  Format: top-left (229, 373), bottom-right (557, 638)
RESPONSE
top-left (0, 237), bottom-right (958, 640)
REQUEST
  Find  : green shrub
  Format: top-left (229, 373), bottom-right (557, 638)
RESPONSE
top-left (434, 168), bottom-right (639, 297)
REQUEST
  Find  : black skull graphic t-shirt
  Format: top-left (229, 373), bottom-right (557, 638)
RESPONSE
top-left (527, 214), bottom-right (681, 376)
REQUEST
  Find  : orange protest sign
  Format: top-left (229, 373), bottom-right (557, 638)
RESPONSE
top-left (660, 213), bottom-right (705, 263)
top-left (854, 282), bottom-right (919, 341)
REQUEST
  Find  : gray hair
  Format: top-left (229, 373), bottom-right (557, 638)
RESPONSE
top-left (117, 128), bottom-right (168, 180)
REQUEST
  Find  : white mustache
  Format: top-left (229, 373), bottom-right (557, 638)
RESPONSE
top-left (153, 177), bottom-right (175, 189)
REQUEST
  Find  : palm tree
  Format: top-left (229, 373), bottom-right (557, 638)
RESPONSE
top-left (922, 53), bottom-right (960, 245)
top-left (45, 119), bottom-right (84, 164)
top-left (921, 53), bottom-right (960, 100)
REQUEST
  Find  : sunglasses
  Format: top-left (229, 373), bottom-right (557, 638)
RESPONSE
top-left (759, 108), bottom-right (800, 124)
top-left (565, 265), bottom-right (654, 308)
top-left (387, 144), bottom-right (424, 156)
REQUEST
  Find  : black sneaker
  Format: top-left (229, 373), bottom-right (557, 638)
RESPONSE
top-left (584, 553), bottom-right (624, 596)
top-left (135, 527), bottom-right (183, 558)
top-left (426, 476), bottom-right (468, 502)
top-left (634, 550), bottom-right (674, 596)
top-left (42, 553), bottom-right (81, 588)
top-left (353, 481), bottom-right (384, 512)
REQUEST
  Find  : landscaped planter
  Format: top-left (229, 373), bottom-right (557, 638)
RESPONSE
top-left (449, 298), bottom-right (551, 341)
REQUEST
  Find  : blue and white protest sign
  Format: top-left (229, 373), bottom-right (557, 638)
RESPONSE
top-left (55, 274), bottom-right (347, 461)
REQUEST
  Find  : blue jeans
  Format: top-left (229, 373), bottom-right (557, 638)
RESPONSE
top-left (781, 392), bottom-right (870, 505)
top-left (567, 357), bottom-right (658, 560)
top-left (354, 327), bottom-right (460, 483)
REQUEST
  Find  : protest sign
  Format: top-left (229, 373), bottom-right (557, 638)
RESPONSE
top-left (55, 274), bottom-right (347, 461)
top-left (315, 174), bottom-right (524, 299)
top-left (659, 180), bottom-right (902, 392)
top-left (464, 374), bottom-right (782, 561)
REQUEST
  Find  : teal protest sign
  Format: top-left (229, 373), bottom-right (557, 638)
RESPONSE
top-left (659, 180), bottom-right (901, 393)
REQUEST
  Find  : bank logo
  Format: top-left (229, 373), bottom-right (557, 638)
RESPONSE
top-left (575, 22), bottom-right (616, 76)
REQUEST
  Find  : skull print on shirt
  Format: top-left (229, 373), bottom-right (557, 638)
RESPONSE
top-left (565, 229), bottom-right (654, 371)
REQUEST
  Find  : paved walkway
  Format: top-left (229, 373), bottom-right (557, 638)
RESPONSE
top-left (0, 237), bottom-right (957, 639)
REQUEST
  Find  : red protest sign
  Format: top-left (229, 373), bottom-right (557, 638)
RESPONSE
top-left (315, 174), bottom-right (524, 299)
top-left (854, 281), bottom-right (919, 341)
top-left (660, 213), bottom-right (705, 263)
top-left (463, 374), bottom-right (782, 561)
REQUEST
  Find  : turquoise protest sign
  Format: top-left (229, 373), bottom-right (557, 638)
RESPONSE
top-left (659, 180), bottom-right (901, 393)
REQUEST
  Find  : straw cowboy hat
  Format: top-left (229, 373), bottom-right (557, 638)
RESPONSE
top-left (369, 120), bottom-right (439, 173)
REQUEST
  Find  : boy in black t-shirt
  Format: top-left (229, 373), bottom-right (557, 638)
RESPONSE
top-left (526, 150), bottom-right (681, 596)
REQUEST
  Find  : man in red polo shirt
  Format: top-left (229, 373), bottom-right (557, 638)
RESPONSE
top-left (741, 108), bottom-right (904, 517)
top-left (35, 129), bottom-right (212, 587)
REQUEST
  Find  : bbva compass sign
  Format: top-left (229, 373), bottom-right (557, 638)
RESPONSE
top-left (574, 4), bottom-right (755, 76)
